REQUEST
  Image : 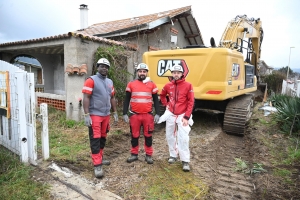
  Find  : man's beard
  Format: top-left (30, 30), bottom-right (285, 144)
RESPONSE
top-left (138, 75), bottom-right (146, 81)
top-left (173, 76), bottom-right (180, 80)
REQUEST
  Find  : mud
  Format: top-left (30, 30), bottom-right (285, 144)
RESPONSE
top-left (32, 102), bottom-right (300, 199)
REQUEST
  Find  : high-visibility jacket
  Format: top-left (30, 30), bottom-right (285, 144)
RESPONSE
top-left (126, 79), bottom-right (158, 113)
top-left (160, 78), bottom-right (194, 119)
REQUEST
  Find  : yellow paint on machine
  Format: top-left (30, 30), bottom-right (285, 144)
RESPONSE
top-left (143, 47), bottom-right (257, 101)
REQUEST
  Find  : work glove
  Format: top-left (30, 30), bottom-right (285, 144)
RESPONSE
top-left (113, 112), bottom-right (118, 123)
top-left (123, 114), bottom-right (129, 123)
top-left (154, 114), bottom-right (160, 124)
top-left (84, 114), bottom-right (92, 126)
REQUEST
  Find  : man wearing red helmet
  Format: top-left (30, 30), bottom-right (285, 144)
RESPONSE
top-left (123, 63), bottom-right (160, 164)
top-left (158, 64), bottom-right (194, 172)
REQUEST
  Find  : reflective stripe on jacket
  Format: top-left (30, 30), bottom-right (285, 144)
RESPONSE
top-left (126, 79), bottom-right (158, 113)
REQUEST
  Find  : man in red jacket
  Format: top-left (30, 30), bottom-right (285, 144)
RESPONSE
top-left (159, 64), bottom-right (194, 172)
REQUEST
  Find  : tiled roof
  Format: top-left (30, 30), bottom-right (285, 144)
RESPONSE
top-left (75, 6), bottom-right (192, 36)
top-left (0, 32), bottom-right (137, 50)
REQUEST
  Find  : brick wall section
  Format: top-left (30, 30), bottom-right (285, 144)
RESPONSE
top-left (37, 97), bottom-right (65, 111)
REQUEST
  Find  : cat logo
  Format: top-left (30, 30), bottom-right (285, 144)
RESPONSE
top-left (157, 60), bottom-right (189, 79)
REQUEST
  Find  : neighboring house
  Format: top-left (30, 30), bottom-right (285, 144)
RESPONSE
top-left (76, 5), bottom-right (204, 69)
top-left (258, 60), bottom-right (273, 75)
top-left (0, 5), bottom-right (204, 121)
top-left (0, 33), bottom-right (136, 121)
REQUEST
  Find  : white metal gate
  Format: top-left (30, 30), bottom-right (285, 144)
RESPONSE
top-left (0, 60), bottom-right (37, 164)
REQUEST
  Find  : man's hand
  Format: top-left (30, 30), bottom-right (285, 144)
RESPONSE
top-left (123, 114), bottom-right (129, 123)
top-left (113, 112), bottom-right (118, 123)
top-left (154, 114), bottom-right (160, 124)
top-left (182, 118), bottom-right (188, 126)
top-left (84, 114), bottom-right (92, 126)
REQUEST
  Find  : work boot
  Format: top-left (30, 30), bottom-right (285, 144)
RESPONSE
top-left (145, 155), bottom-right (153, 164)
top-left (182, 162), bottom-right (190, 172)
top-left (102, 160), bottom-right (111, 166)
top-left (94, 165), bottom-right (104, 178)
top-left (168, 157), bottom-right (177, 164)
top-left (127, 154), bottom-right (138, 163)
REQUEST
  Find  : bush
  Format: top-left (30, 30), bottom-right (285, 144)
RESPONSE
top-left (261, 71), bottom-right (286, 94)
top-left (270, 94), bottom-right (300, 135)
top-left (94, 45), bottom-right (132, 102)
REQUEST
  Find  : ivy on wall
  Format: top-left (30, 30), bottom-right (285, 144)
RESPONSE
top-left (94, 45), bottom-right (133, 104)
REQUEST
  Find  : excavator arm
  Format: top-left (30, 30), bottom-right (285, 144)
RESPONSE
top-left (219, 15), bottom-right (263, 72)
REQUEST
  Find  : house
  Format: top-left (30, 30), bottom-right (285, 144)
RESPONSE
top-left (258, 60), bottom-right (273, 75)
top-left (76, 5), bottom-right (204, 68)
top-left (0, 5), bottom-right (203, 121)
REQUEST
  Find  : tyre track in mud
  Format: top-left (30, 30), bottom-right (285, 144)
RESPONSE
top-left (190, 126), bottom-right (255, 200)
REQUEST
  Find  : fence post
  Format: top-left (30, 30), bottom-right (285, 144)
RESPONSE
top-left (27, 73), bottom-right (37, 165)
top-left (15, 72), bottom-right (28, 163)
top-left (297, 80), bottom-right (300, 97)
top-left (40, 103), bottom-right (49, 160)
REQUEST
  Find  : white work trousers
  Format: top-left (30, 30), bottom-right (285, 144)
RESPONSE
top-left (165, 112), bottom-right (192, 162)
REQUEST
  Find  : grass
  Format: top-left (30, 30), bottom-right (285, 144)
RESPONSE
top-left (273, 168), bottom-right (293, 184)
top-left (249, 101), bottom-right (300, 197)
top-left (37, 107), bottom-right (89, 162)
top-left (126, 161), bottom-right (209, 200)
top-left (0, 146), bottom-right (50, 200)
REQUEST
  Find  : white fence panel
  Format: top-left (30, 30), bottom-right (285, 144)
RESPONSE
top-left (282, 80), bottom-right (300, 97)
top-left (0, 60), bottom-right (37, 164)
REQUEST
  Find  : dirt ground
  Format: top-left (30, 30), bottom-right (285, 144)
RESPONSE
top-left (32, 100), bottom-right (300, 199)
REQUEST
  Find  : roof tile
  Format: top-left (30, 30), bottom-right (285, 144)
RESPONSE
top-left (75, 6), bottom-right (191, 36)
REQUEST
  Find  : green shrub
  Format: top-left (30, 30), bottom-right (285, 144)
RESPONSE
top-left (261, 71), bottom-right (285, 94)
top-left (270, 94), bottom-right (300, 134)
top-left (94, 45), bottom-right (132, 103)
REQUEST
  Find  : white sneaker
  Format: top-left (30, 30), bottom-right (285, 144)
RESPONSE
top-left (182, 162), bottom-right (190, 172)
top-left (168, 157), bottom-right (177, 164)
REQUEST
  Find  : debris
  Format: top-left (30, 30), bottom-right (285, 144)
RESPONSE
top-left (258, 102), bottom-right (278, 116)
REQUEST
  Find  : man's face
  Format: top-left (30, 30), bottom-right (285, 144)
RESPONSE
top-left (98, 64), bottom-right (109, 76)
top-left (137, 69), bottom-right (148, 80)
top-left (171, 71), bottom-right (183, 80)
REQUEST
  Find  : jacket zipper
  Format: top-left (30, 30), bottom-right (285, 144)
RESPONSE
top-left (173, 81), bottom-right (178, 113)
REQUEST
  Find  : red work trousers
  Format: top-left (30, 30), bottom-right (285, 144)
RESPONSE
top-left (88, 115), bottom-right (110, 167)
top-left (129, 113), bottom-right (154, 156)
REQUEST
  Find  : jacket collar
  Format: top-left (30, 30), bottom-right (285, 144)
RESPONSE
top-left (96, 72), bottom-right (106, 80)
top-left (172, 77), bottom-right (185, 84)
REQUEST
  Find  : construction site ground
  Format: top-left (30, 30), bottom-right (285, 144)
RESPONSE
top-left (32, 99), bottom-right (300, 200)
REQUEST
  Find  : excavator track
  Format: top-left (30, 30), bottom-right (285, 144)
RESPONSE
top-left (223, 94), bottom-right (254, 135)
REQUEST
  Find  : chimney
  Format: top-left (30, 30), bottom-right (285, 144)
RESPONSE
top-left (79, 4), bottom-right (88, 29)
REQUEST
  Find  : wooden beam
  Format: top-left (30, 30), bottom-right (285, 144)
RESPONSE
top-left (185, 16), bottom-right (197, 44)
top-left (178, 18), bottom-right (191, 45)
top-left (185, 34), bottom-right (199, 38)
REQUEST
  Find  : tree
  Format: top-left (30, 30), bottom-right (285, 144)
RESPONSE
top-left (277, 66), bottom-right (293, 75)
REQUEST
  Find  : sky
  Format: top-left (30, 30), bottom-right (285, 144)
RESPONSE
top-left (0, 0), bottom-right (299, 69)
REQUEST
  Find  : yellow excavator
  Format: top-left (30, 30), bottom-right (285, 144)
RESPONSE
top-left (143, 15), bottom-right (264, 135)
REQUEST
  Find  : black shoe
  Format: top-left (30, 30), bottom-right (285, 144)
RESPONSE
top-left (127, 154), bottom-right (138, 163)
top-left (102, 160), bottom-right (111, 165)
top-left (145, 155), bottom-right (153, 164)
top-left (94, 165), bottom-right (104, 178)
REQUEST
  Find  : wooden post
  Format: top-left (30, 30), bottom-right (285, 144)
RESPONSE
top-left (40, 103), bottom-right (49, 160)
top-left (15, 72), bottom-right (28, 163)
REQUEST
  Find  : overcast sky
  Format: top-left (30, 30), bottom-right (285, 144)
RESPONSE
top-left (0, 0), bottom-right (299, 69)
